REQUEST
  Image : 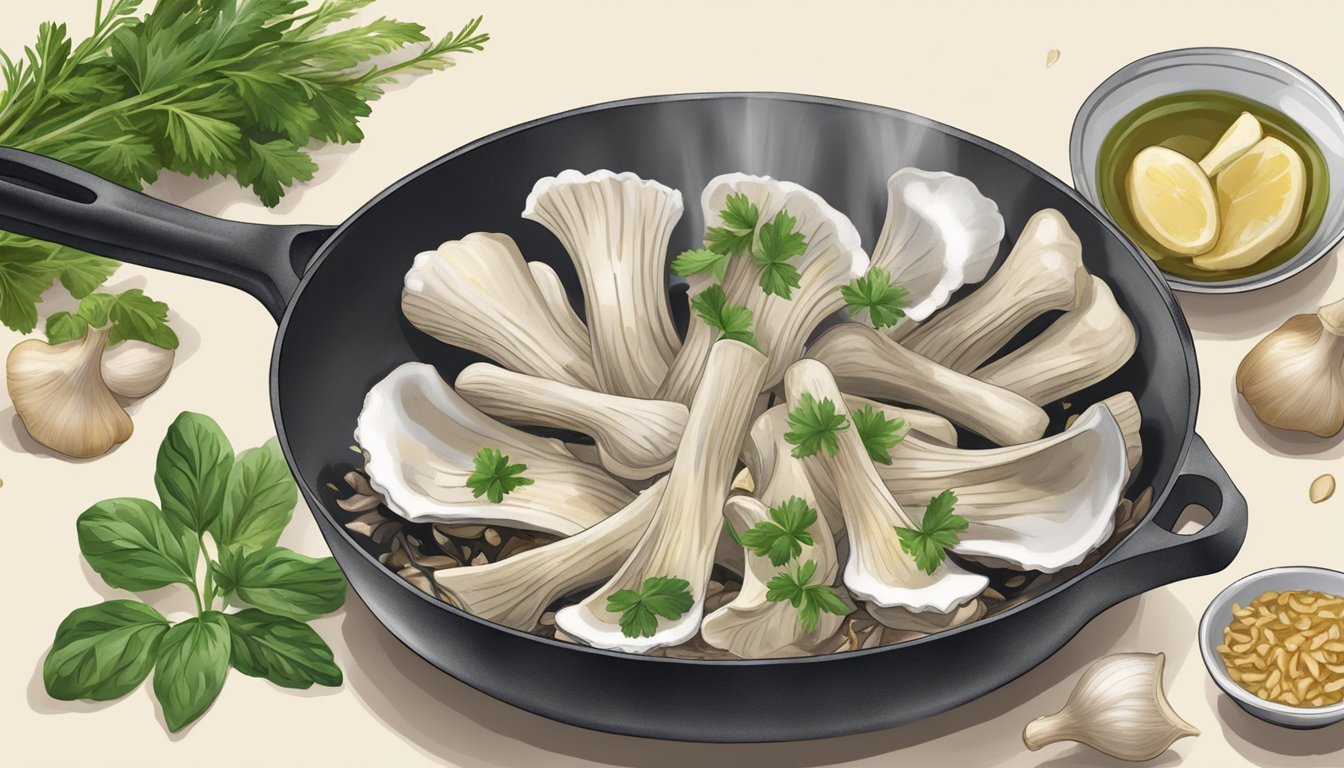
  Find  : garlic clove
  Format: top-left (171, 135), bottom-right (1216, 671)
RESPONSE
top-left (1023, 652), bottom-right (1198, 762)
top-left (101, 340), bottom-right (175, 398)
top-left (6, 324), bottom-right (133, 458)
top-left (1237, 297), bottom-right (1344, 438)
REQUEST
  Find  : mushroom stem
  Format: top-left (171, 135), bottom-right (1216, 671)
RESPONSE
top-left (556, 340), bottom-right (770, 652)
top-left (455, 363), bottom-right (687, 480)
top-left (1320, 296), bottom-right (1344, 336)
top-left (900, 209), bottom-right (1089, 373)
top-left (807, 323), bottom-right (1049, 445)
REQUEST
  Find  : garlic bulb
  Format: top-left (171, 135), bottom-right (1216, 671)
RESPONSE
top-left (1023, 652), bottom-right (1198, 762)
top-left (1237, 297), bottom-right (1344, 437)
top-left (6, 325), bottom-right (133, 458)
top-left (101, 340), bottom-right (175, 398)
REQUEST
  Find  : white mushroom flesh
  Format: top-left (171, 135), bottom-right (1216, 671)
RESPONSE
top-left (526, 260), bottom-right (590, 353)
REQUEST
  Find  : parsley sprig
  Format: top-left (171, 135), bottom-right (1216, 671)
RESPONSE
top-left (850, 405), bottom-right (905, 465)
top-left (840, 267), bottom-right (910, 329)
top-left (0, 1), bottom-right (489, 333)
top-left (670, 248), bottom-right (730, 284)
top-left (45, 288), bottom-right (178, 349)
top-left (764, 559), bottom-right (849, 632)
top-left (894, 490), bottom-right (969, 574)
top-left (607, 576), bottom-right (694, 638)
top-left (752, 210), bottom-right (806, 298)
top-left (704, 192), bottom-right (759, 258)
top-left (739, 496), bottom-right (818, 566)
top-left (784, 393), bottom-right (849, 458)
top-left (690, 284), bottom-right (757, 347)
top-left (673, 192), bottom-right (809, 299)
top-left (465, 447), bottom-right (533, 503)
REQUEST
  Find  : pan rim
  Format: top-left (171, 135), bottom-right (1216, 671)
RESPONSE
top-left (269, 90), bottom-right (1201, 668)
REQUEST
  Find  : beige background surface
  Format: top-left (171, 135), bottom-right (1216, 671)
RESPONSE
top-left (2, 1), bottom-right (1342, 766)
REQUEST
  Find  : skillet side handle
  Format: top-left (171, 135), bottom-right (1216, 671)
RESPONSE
top-left (0, 146), bottom-right (333, 318)
top-left (1086, 433), bottom-right (1249, 604)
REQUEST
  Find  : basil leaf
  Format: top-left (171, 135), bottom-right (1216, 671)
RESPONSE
top-left (211, 544), bottom-right (244, 595)
top-left (44, 600), bottom-right (169, 701)
top-left (234, 547), bottom-right (346, 621)
top-left (155, 412), bottom-right (234, 533)
top-left (225, 609), bottom-right (342, 689)
top-left (152, 613), bottom-right (231, 733)
top-left (77, 498), bottom-right (198, 591)
top-left (213, 438), bottom-right (295, 552)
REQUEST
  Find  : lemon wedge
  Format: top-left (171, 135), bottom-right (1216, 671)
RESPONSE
top-left (1193, 136), bottom-right (1306, 271)
top-left (1199, 112), bottom-right (1263, 176)
top-left (1126, 146), bottom-right (1220, 255)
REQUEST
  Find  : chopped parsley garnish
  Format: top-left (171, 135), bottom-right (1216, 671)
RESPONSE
top-left (607, 576), bottom-right (694, 638)
top-left (840, 267), bottom-right (910, 329)
top-left (851, 405), bottom-right (906, 465)
top-left (739, 496), bottom-right (818, 566)
top-left (690, 284), bottom-right (757, 347)
top-left (752, 209), bottom-right (807, 298)
top-left (784, 393), bottom-right (849, 458)
top-left (670, 248), bottom-right (731, 283)
top-left (895, 490), bottom-right (969, 574)
top-left (704, 192), bottom-right (759, 257)
top-left (765, 559), bottom-right (849, 632)
top-left (464, 447), bottom-right (533, 503)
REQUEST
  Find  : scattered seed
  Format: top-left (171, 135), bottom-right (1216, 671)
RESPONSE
top-left (483, 528), bottom-right (502, 546)
top-left (1045, 49), bottom-right (1061, 68)
top-left (1310, 474), bottom-right (1335, 504)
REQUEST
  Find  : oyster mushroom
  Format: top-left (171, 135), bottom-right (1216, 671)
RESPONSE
top-left (454, 362), bottom-right (687, 480)
top-left (526, 260), bottom-right (590, 352)
top-left (877, 395), bottom-right (1136, 572)
top-left (785, 358), bottom-right (989, 616)
top-left (972, 276), bottom-right (1136, 405)
top-left (807, 323), bottom-right (1049, 445)
top-left (1236, 296), bottom-right (1344, 437)
top-left (868, 598), bottom-right (987, 636)
top-left (435, 477), bottom-right (668, 630)
top-left (101, 340), bottom-right (175, 399)
top-left (900, 208), bottom-right (1090, 373)
top-left (522, 170), bottom-right (683, 397)
top-left (355, 363), bottom-right (633, 535)
top-left (867, 168), bottom-right (1004, 329)
top-left (556, 340), bottom-right (770, 652)
top-left (6, 324), bottom-right (133, 458)
top-left (842, 395), bottom-right (958, 447)
top-left (401, 232), bottom-right (597, 388)
top-left (656, 173), bottom-right (868, 404)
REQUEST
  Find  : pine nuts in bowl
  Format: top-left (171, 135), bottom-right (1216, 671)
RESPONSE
top-left (1199, 566), bottom-right (1344, 728)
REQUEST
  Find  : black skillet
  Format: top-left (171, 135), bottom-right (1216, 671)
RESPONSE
top-left (0, 93), bottom-right (1247, 743)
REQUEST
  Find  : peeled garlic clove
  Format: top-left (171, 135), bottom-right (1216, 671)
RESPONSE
top-left (6, 324), bottom-right (133, 458)
top-left (101, 340), bottom-right (175, 398)
top-left (1023, 652), bottom-right (1198, 762)
top-left (1237, 297), bottom-right (1344, 438)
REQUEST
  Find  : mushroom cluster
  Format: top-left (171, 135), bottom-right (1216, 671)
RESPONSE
top-left (354, 168), bottom-right (1143, 658)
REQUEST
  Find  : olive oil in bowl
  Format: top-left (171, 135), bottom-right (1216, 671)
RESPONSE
top-left (1097, 90), bottom-right (1329, 282)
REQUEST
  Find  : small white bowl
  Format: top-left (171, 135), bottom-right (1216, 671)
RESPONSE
top-left (1198, 566), bottom-right (1344, 729)
top-left (1071, 47), bottom-right (1344, 294)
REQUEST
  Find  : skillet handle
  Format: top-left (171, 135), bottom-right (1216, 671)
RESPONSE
top-left (0, 146), bottom-right (333, 318)
top-left (1087, 433), bottom-right (1248, 602)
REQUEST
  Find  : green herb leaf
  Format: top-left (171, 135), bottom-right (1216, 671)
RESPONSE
top-left (784, 393), bottom-right (849, 458)
top-left (850, 405), bottom-right (906, 465)
top-left (152, 612), bottom-right (231, 732)
top-left (44, 311), bottom-right (89, 344)
top-left (232, 546), bottom-right (347, 622)
top-left (44, 600), bottom-right (169, 701)
top-left (670, 248), bottom-right (730, 283)
top-left (225, 609), bottom-right (342, 689)
top-left (764, 559), bottom-right (849, 631)
top-left (739, 496), bottom-right (817, 566)
top-left (704, 192), bottom-right (758, 257)
top-left (752, 209), bottom-right (806, 298)
top-left (465, 447), bottom-right (533, 504)
top-left (77, 289), bottom-right (178, 349)
top-left (0, 244), bottom-right (58, 334)
top-left (155, 412), bottom-right (234, 534)
top-left (77, 497), bottom-right (198, 591)
top-left (213, 438), bottom-right (295, 553)
top-left (606, 576), bottom-right (694, 639)
top-left (689, 284), bottom-right (757, 347)
top-left (895, 490), bottom-right (969, 574)
top-left (46, 251), bottom-right (119, 299)
top-left (840, 267), bottom-right (909, 329)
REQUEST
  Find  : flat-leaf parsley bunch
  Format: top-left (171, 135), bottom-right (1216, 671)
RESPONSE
top-left (44, 412), bottom-right (347, 732)
top-left (0, 0), bottom-right (489, 333)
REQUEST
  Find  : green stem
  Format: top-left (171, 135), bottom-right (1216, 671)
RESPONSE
top-left (198, 533), bottom-right (216, 611)
top-left (189, 581), bottom-right (205, 615)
